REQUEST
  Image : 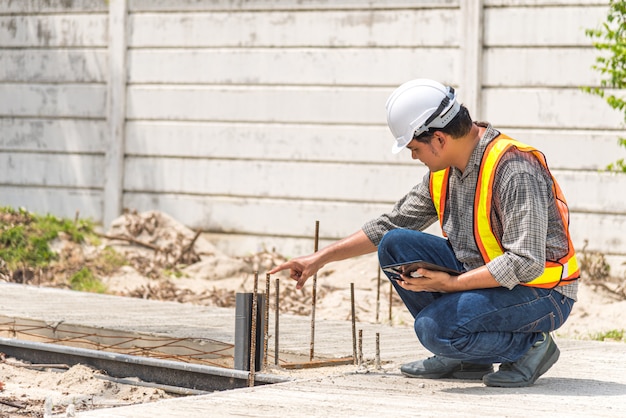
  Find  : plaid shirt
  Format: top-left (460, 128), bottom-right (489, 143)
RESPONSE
top-left (363, 122), bottom-right (578, 300)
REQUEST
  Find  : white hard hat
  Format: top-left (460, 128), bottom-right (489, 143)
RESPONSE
top-left (385, 79), bottom-right (461, 154)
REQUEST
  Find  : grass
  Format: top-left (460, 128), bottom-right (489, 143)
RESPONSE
top-left (590, 329), bottom-right (625, 342)
top-left (1, 206), bottom-right (123, 294)
top-left (0, 206), bottom-right (94, 270)
top-left (69, 267), bottom-right (107, 294)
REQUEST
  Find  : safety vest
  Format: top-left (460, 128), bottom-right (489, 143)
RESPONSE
top-left (429, 134), bottom-right (580, 288)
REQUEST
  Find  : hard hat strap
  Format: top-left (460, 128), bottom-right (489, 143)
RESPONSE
top-left (422, 86), bottom-right (455, 130)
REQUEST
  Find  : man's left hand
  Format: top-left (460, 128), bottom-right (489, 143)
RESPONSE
top-left (396, 268), bottom-right (456, 293)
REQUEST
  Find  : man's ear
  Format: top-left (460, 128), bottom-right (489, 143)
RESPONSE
top-left (433, 131), bottom-right (446, 147)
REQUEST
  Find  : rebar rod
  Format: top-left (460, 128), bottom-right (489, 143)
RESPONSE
top-left (388, 281), bottom-right (393, 323)
top-left (376, 267), bottom-right (381, 323)
top-left (274, 278), bottom-right (280, 366)
top-left (310, 220), bottom-right (319, 361)
top-left (358, 329), bottom-right (363, 367)
top-left (351, 282), bottom-right (357, 364)
top-left (249, 272), bottom-right (259, 387)
top-left (264, 273), bottom-right (270, 370)
top-left (375, 332), bottom-right (381, 370)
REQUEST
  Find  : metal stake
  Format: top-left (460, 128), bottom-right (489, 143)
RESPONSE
top-left (351, 282), bottom-right (357, 364)
top-left (376, 267), bottom-right (381, 323)
top-left (358, 329), bottom-right (363, 367)
top-left (263, 273), bottom-right (270, 370)
top-left (310, 220), bottom-right (319, 361)
top-left (248, 272), bottom-right (259, 387)
top-left (375, 332), bottom-right (381, 370)
top-left (388, 281), bottom-right (393, 323)
top-left (274, 278), bottom-right (280, 366)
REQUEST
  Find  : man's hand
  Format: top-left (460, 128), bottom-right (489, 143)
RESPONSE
top-left (396, 268), bottom-right (457, 293)
top-left (267, 230), bottom-right (377, 290)
top-left (396, 265), bottom-right (501, 292)
top-left (268, 253), bottom-right (322, 290)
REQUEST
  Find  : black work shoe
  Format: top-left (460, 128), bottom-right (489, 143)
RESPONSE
top-left (483, 333), bottom-right (560, 388)
top-left (401, 355), bottom-right (494, 380)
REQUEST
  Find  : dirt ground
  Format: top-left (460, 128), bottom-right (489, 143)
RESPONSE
top-left (0, 361), bottom-right (172, 417)
top-left (1, 210), bottom-right (625, 417)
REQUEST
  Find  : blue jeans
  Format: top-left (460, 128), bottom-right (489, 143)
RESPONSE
top-left (378, 229), bottom-right (574, 364)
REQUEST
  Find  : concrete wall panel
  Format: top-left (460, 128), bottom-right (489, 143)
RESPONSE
top-left (129, 9), bottom-right (459, 48)
top-left (0, 49), bottom-right (107, 83)
top-left (0, 15), bottom-right (108, 48)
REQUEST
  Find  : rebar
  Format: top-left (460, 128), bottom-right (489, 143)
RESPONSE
top-left (375, 332), bottom-right (381, 370)
top-left (1, 317), bottom-right (236, 369)
top-left (351, 282), bottom-right (357, 364)
top-left (263, 273), bottom-right (270, 370)
top-left (248, 272), bottom-right (259, 387)
top-left (388, 281), bottom-right (393, 323)
top-left (274, 278), bottom-right (280, 366)
top-left (281, 357), bottom-right (354, 369)
top-left (376, 267), bottom-right (381, 323)
top-left (357, 329), bottom-right (363, 367)
top-left (310, 220), bottom-right (319, 361)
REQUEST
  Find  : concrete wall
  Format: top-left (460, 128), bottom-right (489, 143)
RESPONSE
top-left (0, 0), bottom-right (108, 221)
top-left (1, 0), bottom-right (625, 273)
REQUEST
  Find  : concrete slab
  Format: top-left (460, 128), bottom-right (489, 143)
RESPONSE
top-left (79, 342), bottom-right (626, 418)
top-left (1, 284), bottom-right (625, 417)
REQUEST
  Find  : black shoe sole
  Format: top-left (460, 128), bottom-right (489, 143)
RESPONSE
top-left (402, 366), bottom-right (494, 380)
top-left (451, 367), bottom-right (495, 380)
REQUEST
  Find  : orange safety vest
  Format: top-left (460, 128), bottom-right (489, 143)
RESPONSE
top-left (429, 134), bottom-right (580, 288)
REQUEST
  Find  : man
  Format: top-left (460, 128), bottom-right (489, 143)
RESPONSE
top-left (269, 79), bottom-right (579, 387)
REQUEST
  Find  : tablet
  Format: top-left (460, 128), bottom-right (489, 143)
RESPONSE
top-left (382, 260), bottom-right (462, 280)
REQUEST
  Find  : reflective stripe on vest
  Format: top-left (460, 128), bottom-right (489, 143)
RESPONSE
top-left (429, 134), bottom-right (580, 288)
top-left (429, 169), bottom-right (449, 237)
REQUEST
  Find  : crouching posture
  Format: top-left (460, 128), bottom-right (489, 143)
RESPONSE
top-left (270, 79), bottom-right (578, 387)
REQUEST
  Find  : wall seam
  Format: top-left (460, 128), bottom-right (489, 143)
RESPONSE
top-left (103, 0), bottom-right (129, 227)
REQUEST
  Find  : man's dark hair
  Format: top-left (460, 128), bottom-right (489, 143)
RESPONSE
top-left (413, 105), bottom-right (473, 143)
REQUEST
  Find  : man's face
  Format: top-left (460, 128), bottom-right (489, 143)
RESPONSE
top-left (405, 137), bottom-right (445, 171)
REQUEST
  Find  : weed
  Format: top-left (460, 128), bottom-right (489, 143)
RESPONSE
top-left (590, 329), bottom-right (625, 342)
top-left (579, 240), bottom-right (611, 281)
top-left (0, 207), bottom-right (97, 271)
top-left (69, 267), bottom-right (107, 294)
top-left (93, 246), bottom-right (127, 276)
top-left (163, 268), bottom-right (184, 278)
